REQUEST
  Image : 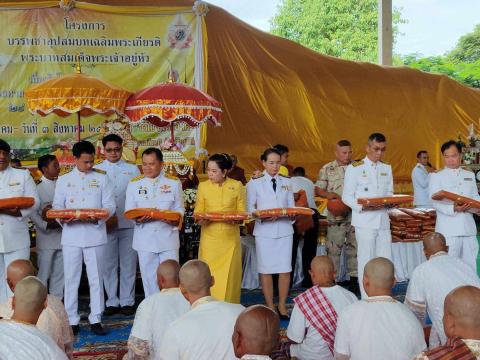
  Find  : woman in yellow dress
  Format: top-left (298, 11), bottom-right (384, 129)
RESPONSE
top-left (194, 153), bottom-right (246, 303)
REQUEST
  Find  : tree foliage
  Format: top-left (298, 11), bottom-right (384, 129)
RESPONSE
top-left (270, 0), bottom-right (404, 63)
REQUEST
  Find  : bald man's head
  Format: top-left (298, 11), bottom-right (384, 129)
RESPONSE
top-left (232, 305), bottom-right (280, 358)
top-left (423, 232), bottom-right (448, 258)
top-left (179, 260), bottom-right (213, 301)
top-left (157, 260), bottom-right (181, 289)
top-left (363, 257), bottom-right (395, 296)
top-left (12, 276), bottom-right (47, 325)
top-left (7, 259), bottom-right (36, 292)
top-left (443, 286), bottom-right (480, 339)
top-left (309, 256), bottom-right (335, 287)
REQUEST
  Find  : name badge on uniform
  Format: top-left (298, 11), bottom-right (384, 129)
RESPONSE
top-left (380, 173), bottom-right (387, 176)
top-left (160, 184), bottom-right (172, 193)
top-left (281, 185), bottom-right (291, 191)
top-left (464, 178), bottom-right (473, 181)
top-left (89, 179), bottom-right (99, 188)
top-left (8, 182), bottom-right (20, 186)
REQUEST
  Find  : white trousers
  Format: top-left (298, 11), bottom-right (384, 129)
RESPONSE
top-left (37, 249), bottom-right (64, 299)
top-left (445, 236), bottom-right (478, 273)
top-left (137, 250), bottom-right (178, 298)
top-left (355, 227), bottom-right (392, 299)
top-left (63, 245), bottom-right (105, 325)
top-left (104, 229), bottom-right (137, 307)
top-left (0, 248), bottom-right (29, 303)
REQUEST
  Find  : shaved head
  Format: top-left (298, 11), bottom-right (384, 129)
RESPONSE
top-left (179, 260), bottom-right (212, 295)
top-left (12, 276), bottom-right (47, 324)
top-left (364, 257), bottom-right (395, 294)
top-left (233, 305), bottom-right (280, 357)
top-left (309, 256), bottom-right (335, 287)
top-left (157, 260), bottom-right (181, 288)
top-left (443, 286), bottom-right (480, 338)
top-left (423, 232), bottom-right (448, 258)
top-left (7, 259), bottom-right (36, 292)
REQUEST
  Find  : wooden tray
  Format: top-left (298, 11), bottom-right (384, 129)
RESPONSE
top-left (47, 208), bottom-right (109, 220)
top-left (194, 211), bottom-right (250, 222)
top-left (358, 195), bottom-right (413, 207)
top-left (431, 190), bottom-right (480, 209)
top-left (0, 197), bottom-right (35, 209)
top-left (253, 207), bottom-right (314, 219)
top-left (124, 208), bottom-right (182, 222)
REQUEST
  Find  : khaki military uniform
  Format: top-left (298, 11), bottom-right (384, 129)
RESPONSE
top-left (317, 160), bottom-right (357, 278)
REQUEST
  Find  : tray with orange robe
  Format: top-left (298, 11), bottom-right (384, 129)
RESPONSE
top-left (0, 196), bottom-right (35, 210)
top-left (124, 208), bottom-right (183, 226)
top-left (253, 207), bottom-right (314, 219)
top-left (357, 195), bottom-right (413, 208)
top-left (431, 190), bottom-right (480, 209)
top-left (194, 211), bottom-right (250, 222)
top-left (46, 208), bottom-right (110, 220)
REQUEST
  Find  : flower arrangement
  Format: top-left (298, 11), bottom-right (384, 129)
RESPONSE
top-left (184, 188), bottom-right (197, 206)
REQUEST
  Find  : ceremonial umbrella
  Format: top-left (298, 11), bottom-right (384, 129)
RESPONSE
top-left (124, 81), bottom-right (222, 143)
top-left (25, 64), bottom-right (131, 141)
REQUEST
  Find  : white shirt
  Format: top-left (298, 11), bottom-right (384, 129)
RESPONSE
top-left (0, 166), bottom-right (39, 253)
top-left (429, 167), bottom-right (480, 236)
top-left (130, 288), bottom-right (190, 359)
top-left (291, 176), bottom-right (317, 209)
top-left (0, 320), bottom-right (68, 360)
top-left (30, 176), bottom-right (62, 250)
top-left (246, 173), bottom-right (295, 238)
top-left (334, 296), bottom-right (426, 360)
top-left (342, 156), bottom-right (393, 230)
top-left (159, 296), bottom-right (244, 360)
top-left (288, 285), bottom-right (358, 360)
top-left (95, 160), bottom-right (140, 229)
top-left (405, 252), bottom-right (480, 347)
top-left (52, 167), bottom-right (116, 247)
top-left (412, 163), bottom-right (431, 206)
top-left (125, 174), bottom-right (184, 253)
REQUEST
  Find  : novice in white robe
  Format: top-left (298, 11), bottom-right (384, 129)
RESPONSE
top-left (159, 296), bottom-right (244, 360)
top-left (127, 288), bottom-right (190, 359)
top-left (0, 320), bottom-right (67, 360)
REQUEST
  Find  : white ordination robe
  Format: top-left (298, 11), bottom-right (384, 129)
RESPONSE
top-left (405, 252), bottom-right (480, 347)
top-left (0, 294), bottom-right (74, 357)
top-left (288, 285), bottom-right (358, 360)
top-left (128, 288), bottom-right (190, 359)
top-left (334, 296), bottom-right (426, 360)
top-left (159, 296), bottom-right (244, 360)
top-left (0, 320), bottom-right (68, 360)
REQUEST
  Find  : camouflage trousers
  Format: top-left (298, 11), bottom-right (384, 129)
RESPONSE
top-left (326, 222), bottom-right (358, 279)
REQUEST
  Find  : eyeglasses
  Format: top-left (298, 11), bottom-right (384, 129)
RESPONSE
top-left (105, 148), bottom-right (122, 153)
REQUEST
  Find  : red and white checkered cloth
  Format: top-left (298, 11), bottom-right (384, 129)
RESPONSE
top-left (294, 286), bottom-right (338, 354)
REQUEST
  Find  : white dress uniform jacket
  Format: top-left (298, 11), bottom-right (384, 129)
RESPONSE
top-left (412, 163), bottom-right (431, 206)
top-left (53, 167), bottom-right (116, 247)
top-left (0, 166), bottom-right (39, 253)
top-left (125, 174), bottom-right (184, 253)
top-left (342, 156), bottom-right (393, 230)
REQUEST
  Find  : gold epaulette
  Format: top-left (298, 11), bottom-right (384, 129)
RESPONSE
top-left (35, 179), bottom-right (42, 185)
top-left (130, 175), bottom-right (144, 182)
top-left (165, 173), bottom-right (179, 180)
top-left (380, 160), bottom-right (389, 165)
top-left (252, 173), bottom-right (264, 180)
top-left (352, 160), bottom-right (364, 167)
top-left (279, 173), bottom-right (290, 178)
top-left (93, 168), bottom-right (106, 175)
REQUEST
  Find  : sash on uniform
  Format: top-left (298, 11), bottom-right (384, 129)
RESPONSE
top-left (293, 286), bottom-right (337, 354)
top-left (423, 337), bottom-right (476, 360)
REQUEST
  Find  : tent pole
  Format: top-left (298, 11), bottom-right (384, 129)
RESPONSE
top-left (77, 112), bottom-right (81, 142)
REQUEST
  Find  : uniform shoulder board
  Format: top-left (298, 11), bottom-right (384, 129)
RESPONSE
top-left (93, 168), bottom-right (106, 175)
top-left (279, 173), bottom-right (290, 178)
top-left (35, 179), bottom-right (42, 185)
top-left (380, 160), bottom-right (390, 165)
top-left (352, 160), bottom-right (364, 167)
top-left (130, 175), bottom-right (144, 182)
top-left (165, 173), bottom-right (179, 180)
top-left (252, 173), bottom-right (264, 180)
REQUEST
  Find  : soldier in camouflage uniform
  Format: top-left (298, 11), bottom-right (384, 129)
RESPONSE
top-left (316, 140), bottom-right (358, 288)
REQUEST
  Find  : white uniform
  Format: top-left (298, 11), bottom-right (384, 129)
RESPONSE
top-left (287, 285), bottom-right (358, 360)
top-left (334, 296), bottom-right (426, 360)
top-left (95, 160), bottom-right (140, 308)
top-left (159, 296), bottom-right (244, 360)
top-left (405, 252), bottom-right (480, 348)
top-left (342, 157), bottom-right (393, 298)
top-left (0, 166), bottom-right (39, 302)
top-left (53, 167), bottom-right (115, 325)
top-left (246, 173), bottom-right (295, 274)
top-left (125, 173), bottom-right (184, 297)
top-left (429, 167), bottom-right (480, 271)
top-left (412, 163), bottom-right (431, 206)
top-left (128, 288), bottom-right (190, 359)
top-left (291, 176), bottom-right (316, 208)
top-left (30, 176), bottom-right (64, 298)
top-left (0, 320), bottom-right (68, 360)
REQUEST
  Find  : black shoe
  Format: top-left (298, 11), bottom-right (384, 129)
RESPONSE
top-left (90, 323), bottom-right (107, 336)
top-left (103, 306), bottom-right (120, 316)
top-left (276, 307), bottom-right (290, 321)
top-left (120, 305), bottom-right (136, 316)
top-left (71, 325), bottom-right (80, 336)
